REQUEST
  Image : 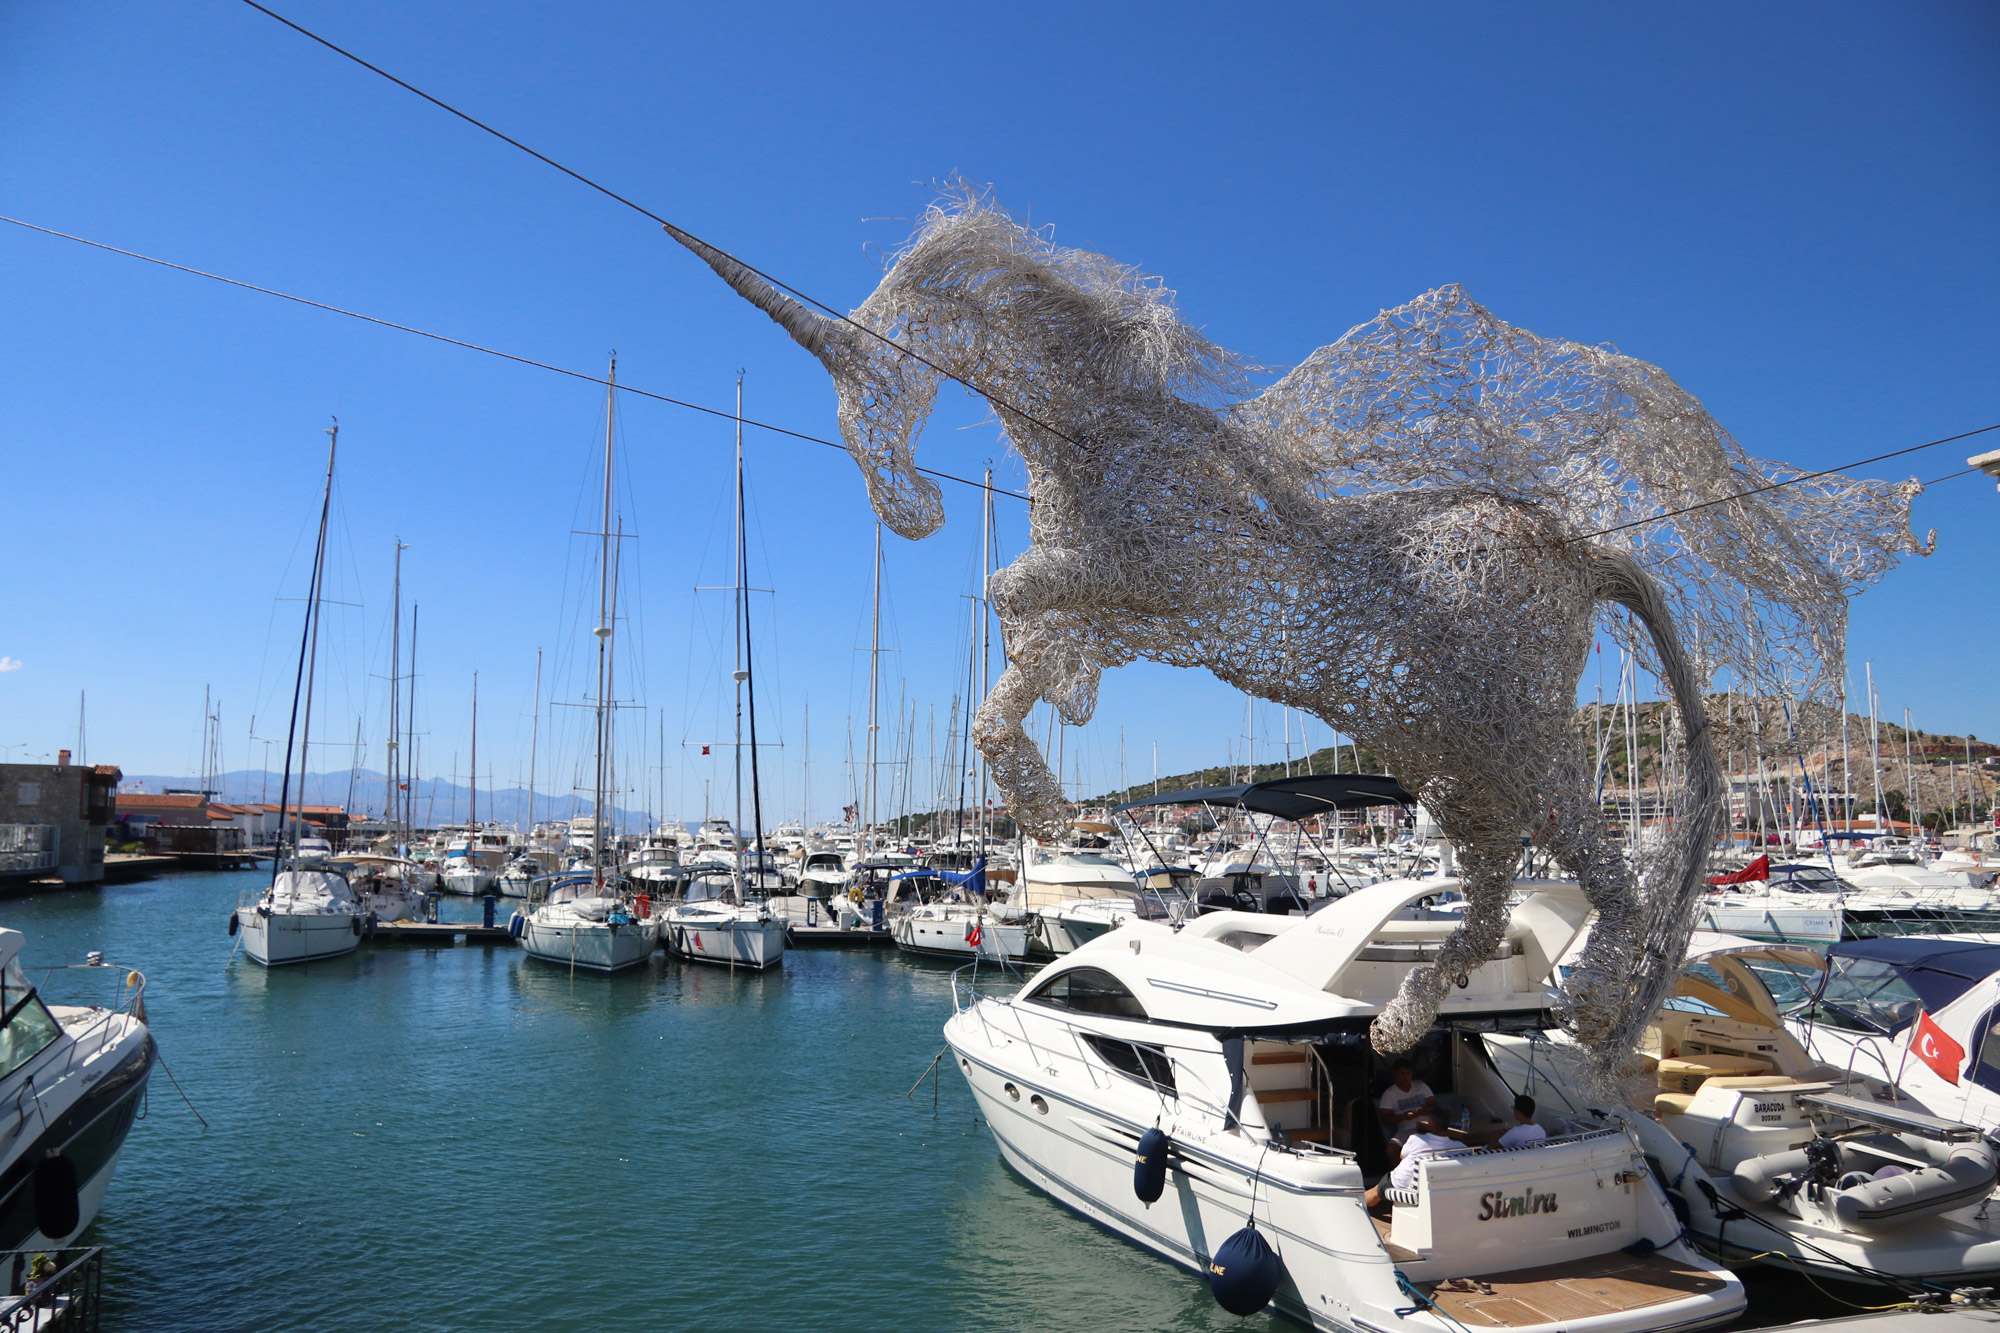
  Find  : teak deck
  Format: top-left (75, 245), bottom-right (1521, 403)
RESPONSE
top-left (1424, 1251), bottom-right (1728, 1327)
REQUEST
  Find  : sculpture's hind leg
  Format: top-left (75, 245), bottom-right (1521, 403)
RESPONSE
top-left (971, 644), bottom-right (1072, 842)
top-left (1537, 758), bottom-right (1642, 1046)
top-left (1370, 804), bottom-right (1521, 1056)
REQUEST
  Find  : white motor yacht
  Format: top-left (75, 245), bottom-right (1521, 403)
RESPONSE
top-left (659, 866), bottom-right (785, 969)
top-left (0, 931), bottom-right (155, 1252)
top-left (623, 829), bottom-right (684, 886)
top-left (514, 872), bottom-right (660, 973)
top-left (797, 847), bottom-right (852, 898)
top-left (232, 866), bottom-right (365, 965)
top-left (498, 853), bottom-right (542, 898)
top-left (1487, 931), bottom-right (2000, 1290)
top-left (1792, 936), bottom-right (2000, 1136)
top-left (945, 875), bottom-right (1745, 1330)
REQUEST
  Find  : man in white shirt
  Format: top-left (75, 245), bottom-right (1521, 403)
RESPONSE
top-left (1365, 1113), bottom-right (1455, 1210)
top-left (1497, 1094), bottom-right (1547, 1150)
top-left (1377, 1059), bottom-right (1436, 1155)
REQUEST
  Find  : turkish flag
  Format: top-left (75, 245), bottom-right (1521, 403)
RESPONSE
top-left (966, 922), bottom-right (982, 949)
top-left (1706, 854), bottom-right (1771, 886)
top-left (701, 745), bottom-right (710, 755)
top-left (1911, 1011), bottom-right (1965, 1085)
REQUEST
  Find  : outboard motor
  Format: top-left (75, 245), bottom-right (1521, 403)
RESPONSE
top-left (1208, 1222), bottom-right (1282, 1316)
top-left (1134, 1128), bottom-right (1169, 1204)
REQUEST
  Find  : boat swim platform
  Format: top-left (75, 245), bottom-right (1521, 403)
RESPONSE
top-left (368, 921), bottom-right (515, 945)
top-left (1418, 1250), bottom-right (1730, 1327)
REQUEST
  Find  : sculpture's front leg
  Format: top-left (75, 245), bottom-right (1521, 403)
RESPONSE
top-left (972, 648), bottom-right (1070, 842)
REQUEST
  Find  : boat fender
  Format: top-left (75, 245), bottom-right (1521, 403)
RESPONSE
top-left (1832, 1144), bottom-right (1998, 1232)
top-left (351, 916), bottom-right (362, 937)
top-left (508, 911), bottom-right (526, 939)
top-left (1208, 1222), bottom-right (1281, 1316)
top-left (33, 1154), bottom-right (79, 1240)
top-left (363, 912), bottom-right (378, 938)
top-left (1134, 1127), bottom-right (1170, 1204)
top-left (226, 911), bottom-right (239, 937)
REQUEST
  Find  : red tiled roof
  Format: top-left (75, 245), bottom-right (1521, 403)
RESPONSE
top-left (117, 793), bottom-right (205, 810)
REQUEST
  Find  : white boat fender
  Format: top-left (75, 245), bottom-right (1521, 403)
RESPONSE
top-left (1134, 1127), bottom-right (1170, 1204)
top-left (1833, 1144), bottom-right (1997, 1232)
top-left (1208, 1222), bottom-right (1281, 1316)
top-left (33, 1154), bottom-right (79, 1240)
top-left (226, 911), bottom-right (238, 937)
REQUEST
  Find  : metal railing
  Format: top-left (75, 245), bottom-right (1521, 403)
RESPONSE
top-left (0, 828), bottom-right (57, 879)
top-left (0, 1247), bottom-right (101, 1331)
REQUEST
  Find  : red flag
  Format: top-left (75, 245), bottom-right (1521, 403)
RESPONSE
top-left (1706, 854), bottom-right (1771, 886)
top-left (1911, 1011), bottom-right (1965, 1085)
top-left (966, 922), bottom-right (982, 949)
top-left (701, 745), bottom-right (710, 755)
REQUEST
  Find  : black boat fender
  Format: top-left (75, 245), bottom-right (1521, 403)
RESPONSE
top-left (1134, 1127), bottom-right (1170, 1204)
top-left (1208, 1222), bottom-right (1281, 1316)
top-left (33, 1154), bottom-right (79, 1240)
top-left (226, 911), bottom-right (239, 937)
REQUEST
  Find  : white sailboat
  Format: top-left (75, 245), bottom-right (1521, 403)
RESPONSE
top-left (514, 358), bottom-right (660, 974)
top-left (660, 376), bottom-right (784, 971)
top-left (232, 422), bottom-right (367, 966)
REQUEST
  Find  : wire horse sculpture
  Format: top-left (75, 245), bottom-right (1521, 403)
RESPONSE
top-left (664, 192), bottom-right (1928, 1074)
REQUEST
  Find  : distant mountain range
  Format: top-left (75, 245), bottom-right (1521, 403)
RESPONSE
top-left (117, 769), bottom-right (663, 831)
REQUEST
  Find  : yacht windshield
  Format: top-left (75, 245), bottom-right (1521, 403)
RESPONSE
top-left (1812, 956), bottom-right (1928, 1035)
top-left (0, 962), bottom-right (61, 1080)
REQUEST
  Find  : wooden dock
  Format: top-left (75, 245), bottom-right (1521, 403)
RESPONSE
top-left (369, 920), bottom-right (515, 945)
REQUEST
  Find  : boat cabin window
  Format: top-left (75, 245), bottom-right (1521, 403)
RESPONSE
top-left (1083, 1034), bottom-right (1176, 1093)
top-left (1025, 967), bottom-right (1148, 1020)
top-left (1811, 954), bottom-right (1926, 1036)
top-left (0, 962), bottom-right (61, 1081)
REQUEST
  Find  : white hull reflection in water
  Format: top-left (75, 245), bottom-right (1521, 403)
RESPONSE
top-left (945, 878), bottom-right (1747, 1331)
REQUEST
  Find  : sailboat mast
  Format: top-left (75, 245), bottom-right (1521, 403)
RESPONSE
top-left (528, 647), bottom-right (542, 837)
top-left (739, 375), bottom-right (767, 887)
top-left (406, 603), bottom-right (419, 835)
top-left (593, 355), bottom-right (616, 886)
top-left (733, 373), bottom-right (746, 894)
top-left (979, 468), bottom-right (992, 853)
top-left (271, 419), bottom-right (339, 884)
top-left (386, 539), bottom-right (405, 841)
top-left (866, 520), bottom-right (883, 842)
top-left (469, 671), bottom-right (478, 829)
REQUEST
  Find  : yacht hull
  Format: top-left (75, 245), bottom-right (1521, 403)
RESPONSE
top-left (663, 917), bottom-right (786, 969)
top-left (237, 908), bottom-right (361, 966)
top-left (0, 1026), bottom-right (154, 1252)
top-left (944, 1040), bottom-right (1744, 1328)
top-left (894, 916), bottom-right (1029, 962)
top-left (518, 919), bottom-right (659, 973)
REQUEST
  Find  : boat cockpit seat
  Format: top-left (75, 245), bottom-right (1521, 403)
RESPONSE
top-left (1382, 1186), bottom-right (1420, 1208)
top-left (1657, 1052), bottom-right (1773, 1094)
top-left (1654, 1092), bottom-right (1698, 1118)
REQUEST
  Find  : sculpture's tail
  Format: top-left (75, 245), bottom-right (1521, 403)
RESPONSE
top-left (1567, 545), bottom-right (1725, 1082)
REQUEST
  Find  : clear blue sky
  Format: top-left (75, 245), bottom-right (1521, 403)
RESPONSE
top-left (2, 2), bottom-right (1995, 820)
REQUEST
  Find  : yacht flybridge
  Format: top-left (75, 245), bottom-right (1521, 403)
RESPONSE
top-left (945, 876), bottom-right (1745, 1331)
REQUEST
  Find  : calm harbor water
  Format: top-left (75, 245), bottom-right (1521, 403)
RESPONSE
top-left (17, 869), bottom-right (1843, 1331)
